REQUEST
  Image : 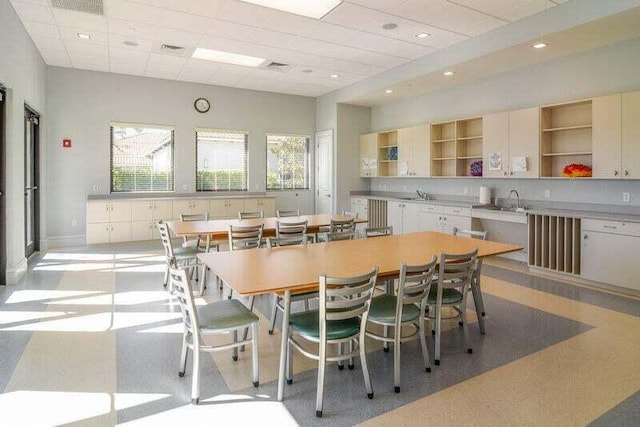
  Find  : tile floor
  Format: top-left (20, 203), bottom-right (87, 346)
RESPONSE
top-left (0, 242), bottom-right (639, 426)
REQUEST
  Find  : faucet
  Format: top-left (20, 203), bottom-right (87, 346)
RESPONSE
top-left (507, 190), bottom-right (520, 209)
top-left (416, 190), bottom-right (431, 201)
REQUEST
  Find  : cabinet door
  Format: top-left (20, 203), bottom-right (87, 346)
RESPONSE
top-left (191, 200), bottom-right (208, 215)
top-left (412, 125), bottom-right (430, 177)
top-left (402, 203), bottom-right (420, 233)
top-left (397, 128), bottom-right (412, 177)
top-left (172, 200), bottom-right (192, 219)
top-left (87, 201), bottom-right (110, 223)
top-left (387, 202), bottom-right (404, 234)
top-left (581, 230), bottom-right (640, 291)
top-left (482, 112), bottom-right (509, 178)
top-left (243, 198), bottom-right (260, 214)
top-left (227, 199), bottom-right (245, 219)
top-left (131, 220), bottom-right (153, 241)
top-left (261, 199), bottom-right (276, 217)
top-left (442, 214), bottom-right (471, 235)
top-left (509, 107), bottom-right (540, 178)
top-left (110, 222), bottom-right (131, 243)
top-left (209, 199), bottom-right (228, 219)
top-left (418, 211), bottom-right (440, 232)
top-left (131, 201), bottom-right (154, 221)
top-left (592, 94), bottom-right (622, 178)
top-left (622, 90), bottom-right (640, 179)
top-left (153, 200), bottom-right (172, 221)
top-left (86, 223), bottom-right (110, 244)
top-left (360, 134), bottom-right (378, 177)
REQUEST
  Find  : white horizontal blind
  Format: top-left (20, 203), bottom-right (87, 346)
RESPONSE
top-left (196, 130), bottom-right (248, 191)
top-left (110, 124), bottom-right (174, 192)
top-left (266, 134), bottom-right (309, 190)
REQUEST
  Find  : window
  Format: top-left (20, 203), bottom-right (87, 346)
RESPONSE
top-left (266, 134), bottom-right (309, 190)
top-left (196, 130), bottom-right (248, 191)
top-left (110, 124), bottom-right (174, 192)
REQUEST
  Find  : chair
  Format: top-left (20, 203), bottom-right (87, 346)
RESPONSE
top-left (228, 224), bottom-right (264, 251)
top-left (287, 267), bottom-right (379, 417)
top-left (366, 256), bottom-right (437, 392)
top-left (157, 221), bottom-right (202, 292)
top-left (239, 211), bottom-right (264, 219)
top-left (365, 226), bottom-right (393, 238)
top-left (452, 227), bottom-right (488, 334)
top-left (275, 220), bottom-right (309, 245)
top-left (319, 218), bottom-right (356, 242)
top-left (341, 210), bottom-right (359, 218)
top-left (426, 249), bottom-right (478, 365)
top-left (180, 212), bottom-right (219, 252)
top-left (169, 266), bottom-right (259, 405)
top-left (276, 209), bottom-right (300, 217)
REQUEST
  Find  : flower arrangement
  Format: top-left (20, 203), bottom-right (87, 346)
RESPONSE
top-left (470, 160), bottom-right (483, 177)
top-left (562, 163), bottom-right (592, 177)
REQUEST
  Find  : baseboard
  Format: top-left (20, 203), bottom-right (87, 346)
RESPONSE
top-left (46, 235), bottom-right (86, 249)
top-left (6, 258), bottom-right (28, 285)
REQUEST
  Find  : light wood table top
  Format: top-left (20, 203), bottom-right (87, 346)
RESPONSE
top-left (167, 213), bottom-right (367, 238)
top-left (198, 231), bottom-right (522, 296)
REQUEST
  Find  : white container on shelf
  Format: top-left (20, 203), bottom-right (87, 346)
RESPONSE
top-left (479, 185), bottom-right (492, 205)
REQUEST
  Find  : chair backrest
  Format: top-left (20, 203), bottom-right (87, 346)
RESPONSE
top-left (268, 235), bottom-right (309, 248)
top-left (157, 221), bottom-right (175, 259)
top-left (275, 220), bottom-right (308, 245)
top-left (365, 226), bottom-right (393, 238)
top-left (397, 256), bottom-right (437, 314)
top-left (239, 211), bottom-right (264, 219)
top-left (228, 224), bottom-right (264, 251)
top-left (168, 267), bottom-right (199, 343)
top-left (437, 249), bottom-right (478, 291)
top-left (181, 212), bottom-right (209, 222)
top-left (326, 231), bottom-right (355, 241)
top-left (276, 209), bottom-right (300, 218)
top-left (329, 218), bottom-right (355, 233)
top-left (341, 210), bottom-right (359, 218)
top-left (452, 227), bottom-right (487, 240)
top-left (320, 267), bottom-right (378, 328)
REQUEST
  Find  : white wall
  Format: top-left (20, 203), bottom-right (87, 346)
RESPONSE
top-left (0, 0), bottom-right (47, 283)
top-left (336, 104), bottom-right (370, 212)
top-left (46, 68), bottom-right (316, 242)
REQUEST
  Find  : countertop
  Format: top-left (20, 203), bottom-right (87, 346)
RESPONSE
top-left (88, 192), bottom-right (276, 201)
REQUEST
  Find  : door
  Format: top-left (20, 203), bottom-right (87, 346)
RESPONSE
top-left (402, 203), bottom-right (420, 233)
top-left (24, 106), bottom-right (40, 259)
top-left (508, 107), bottom-right (540, 178)
top-left (622, 90), bottom-right (640, 178)
top-left (387, 202), bottom-right (404, 234)
top-left (592, 94), bottom-right (622, 178)
top-left (482, 112), bottom-right (509, 178)
top-left (315, 130), bottom-right (333, 214)
top-left (0, 88), bottom-right (5, 284)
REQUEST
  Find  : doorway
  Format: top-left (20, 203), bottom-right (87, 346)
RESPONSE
top-left (24, 105), bottom-right (40, 259)
top-left (315, 130), bottom-right (334, 214)
top-left (0, 88), bottom-right (5, 284)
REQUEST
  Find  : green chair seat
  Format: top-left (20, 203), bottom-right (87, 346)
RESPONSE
top-left (174, 246), bottom-right (200, 260)
top-left (198, 299), bottom-right (259, 331)
top-left (290, 310), bottom-right (360, 340)
top-left (368, 294), bottom-right (420, 324)
top-left (427, 287), bottom-right (463, 305)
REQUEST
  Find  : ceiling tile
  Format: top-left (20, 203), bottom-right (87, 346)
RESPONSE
top-left (157, 8), bottom-right (211, 33)
top-left (52, 8), bottom-right (108, 32)
top-left (454, 0), bottom-right (554, 22)
top-left (216, 1), bottom-right (275, 27)
top-left (322, 3), bottom-right (387, 30)
top-left (109, 34), bottom-right (154, 52)
top-left (110, 62), bottom-right (146, 76)
top-left (375, 38), bottom-right (437, 59)
top-left (260, 9), bottom-right (317, 36)
top-left (105, 0), bottom-right (164, 26)
top-left (145, 63), bottom-right (182, 79)
top-left (23, 21), bottom-right (60, 38)
top-left (176, 67), bottom-right (215, 84)
top-left (148, 52), bottom-right (187, 67)
top-left (10, 2), bottom-right (55, 24)
top-left (37, 47), bottom-right (71, 66)
top-left (343, 0), bottom-right (409, 12)
top-left (305, 22), bottom-right (363, 46)
top-left (73, 61), bottom-right (109, 72)
top-left (59, 26), bottom-right (108, 46)
top-left (154, 27), bottom-right (202, 47)
top-left (205, 19), bottom-right (256, 41)
top-left (65, 40), bottom-right (108, 56)
top-left (208, 70), bottom-right (246, 87)
top-left (107, 18), bottom-right (158, 40)
top-left (68, 48), bottom-right (109, 67)
top-left (32, 36), bottom-right (66, 50)
top-left (10, 0), bottom-right (49, 6)
top-left (245, 29), bottom-right (298, 49)
top-left (153, 0), bottom-right (225, 17)
top-left (110, 47), bottom-right (150, 63)
top-left (182, 57), bottom-right (223, 72)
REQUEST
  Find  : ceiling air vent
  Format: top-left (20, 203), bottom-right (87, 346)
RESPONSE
top-left (51, 0), bottom-right (103, 15)
top-left (161, 44), bottom-right (186, 54)
top-left (264, 61), bottom-right (292, 73)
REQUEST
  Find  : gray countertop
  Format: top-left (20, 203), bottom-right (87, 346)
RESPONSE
top-left (88, 192), bottom-right (276, 201)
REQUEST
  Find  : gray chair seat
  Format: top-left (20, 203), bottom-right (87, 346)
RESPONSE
top-left (174, 246), bottom-right (201, 259)
top-left (198, 299), bottom-right (259, 331)
top-left (369, 294), bottom-right (421, 323)
top-left (290, 309), bottom-right (361, 340)
top-left (427, 287), bottom-right (463, 305)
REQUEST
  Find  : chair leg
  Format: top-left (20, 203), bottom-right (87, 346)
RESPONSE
top-left (191, 349), bottom-right (200, 405)
top-left (269, 296), bottom-right (279, 335)
top-left (462, 288), bottom-right (472, 354)
top-left (435, 302), bottom-right (442, 365)
top-left (163, 265), bottom-right (169, 288)
top-left (241, 296), bottom-right (255, 351)
top-left (286, 332), bottom-right (293, 384)
top-left (251, 322), bottom-right (259, 387)
top-left (470, 280), bottom-right (486, 335)
top-left (337, 342), bottom-right (344, 370)
top-left (232, 330), bottom-right (238, 361)
top-left (348, 339), bottom-right (355, 369)
top-left (359, 329), bottom-right (374, 399)
top-left (316, 338), bottom-right (327, 417)
top-left (393, 324), bottom-right (401, 393)
top-left (179, 334), bottom-right (189, 377)
top-left (419, 316), bottom-right (431, 373)
top-left (383, 325), bottom-right (390, 352)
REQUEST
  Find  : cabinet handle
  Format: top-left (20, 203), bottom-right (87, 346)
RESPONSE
top-left (503, 171), bottom-right (508, 176)
top-left (443, 216), bottom-right (447, 221)
top-left (625, 170), bottom-right (629, 176)
top-left (111, 226), bottom-right (114, 231)
top-left (509, 171), bottom-right (513, 176)
top-left (614, 170), bottom-right (619, 176)
top-left (603, 225), bottom-right (617, 230)
top-left (583, 234), bottom-right (588, 239)
top-left (106, 205), bottom-right (109, 211)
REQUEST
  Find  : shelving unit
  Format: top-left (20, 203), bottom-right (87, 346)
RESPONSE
top-left (377, 130), bottom-right (398, 177)
top-left (431, 117), bottom-right (483, 177)
top-left (540, 100), bottom-right (593, 177)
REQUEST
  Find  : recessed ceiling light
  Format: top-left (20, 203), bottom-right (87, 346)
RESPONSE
top-left (123, 40), bottom-right (139, 47)
top-left (192, 48), bottom-right (265, 67)
top-left (77, 33), bottom-right (91, 40)
top-left (330, 74), bottom-right (339, 79)
top-left (385, 89), bottom-right (393, 94)
top-left (302, 69), bottom-right (313, 73)
top-left (415, 32), bottom-right (431, 39)
top-left (443, 71), bottom-right (455, 76)
top-left (532, 42), bottom-right (547, 49)
top-left (382, 23), bottom-right (398, 30)
top-left (239, 0), bottom-right (342, 19)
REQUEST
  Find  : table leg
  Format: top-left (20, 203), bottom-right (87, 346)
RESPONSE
top-left (277, 289), bottom-right (291, 401)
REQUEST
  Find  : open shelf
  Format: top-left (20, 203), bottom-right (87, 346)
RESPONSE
top-left (431, 117), bottom-right (483, 177)
top-left (542, 151), bottom-right (592, 157)
top-left (542, 124), bottom-right (593, 132)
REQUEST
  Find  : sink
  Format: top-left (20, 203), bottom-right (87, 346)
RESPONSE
top-left (397, 197), bottom-right (422, 201)
top-left (474, 205), bottom-right (527, 213)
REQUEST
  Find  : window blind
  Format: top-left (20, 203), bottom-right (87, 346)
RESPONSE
top-left (266, 134), bottom-right (309, 190)
top-left (196, 130), bottom-right (248, 191)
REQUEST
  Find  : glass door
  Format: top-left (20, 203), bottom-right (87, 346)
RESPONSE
top-left (24, 105), bottom-right (39, 259)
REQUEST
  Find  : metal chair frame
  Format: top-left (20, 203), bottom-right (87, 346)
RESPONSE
top-left (276, 209), bottom-right (300, 217)
top-left (238, 211), bottom-right (264, 219)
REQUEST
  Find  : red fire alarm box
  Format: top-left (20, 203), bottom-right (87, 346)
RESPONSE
top-left (62, 139), bottom-right (72, 148)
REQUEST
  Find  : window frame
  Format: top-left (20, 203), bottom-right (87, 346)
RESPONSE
top-left (110, 122), bottom-right (175, 193)
top-left (265, 132), bottom-right (310, 191)
top-left (195, 128), bottom-right (249, 192)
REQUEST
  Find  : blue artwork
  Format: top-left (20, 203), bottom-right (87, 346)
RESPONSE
top-left (389, 146), bottom-right (398, 160)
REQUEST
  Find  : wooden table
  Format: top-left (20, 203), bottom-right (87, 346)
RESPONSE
top-left (167, 213), bottom-right (368, 240)
top-left (197, 231), bottom-right (522, 401)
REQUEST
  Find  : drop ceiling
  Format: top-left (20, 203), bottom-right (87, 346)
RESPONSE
top-left (10, 0), bottom-right (571, 98)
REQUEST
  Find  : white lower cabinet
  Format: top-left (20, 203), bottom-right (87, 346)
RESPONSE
top-left (418, 205), bottom-right (471, 233)
top-left (581, 219), bottom-right (640, 291)
top-left (387, 201), bottom-right (420, 234)
top-left (87, 222), bottom-right (131, 244)
top-left (243, 198), bottom-right (275, 217)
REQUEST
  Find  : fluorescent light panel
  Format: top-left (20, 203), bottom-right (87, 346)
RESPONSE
top-left (192, 48), bottom-right (264, 67)
top-left (532, 42), bottom-right (548, 49)
top-left (239, 0), bottom-right (342, 19)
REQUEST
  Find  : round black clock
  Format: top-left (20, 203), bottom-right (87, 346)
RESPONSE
top-left (194, 97), bottom-right (210, 113)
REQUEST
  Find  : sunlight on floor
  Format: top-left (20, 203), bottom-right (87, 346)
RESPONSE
top-left (1, 312), bottom-right (182, 332)
top-left (34, 251), bottom-right (166, 273)
top-left (0, 311), bottom-right (74, 326)
top-left (4, 290), bottom-right (102, 304)
top-left (47, 291), bottom-right (170, 306)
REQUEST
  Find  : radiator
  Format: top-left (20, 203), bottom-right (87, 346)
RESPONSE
top-left (528, 214), bottom-right (581, 275)
top-left (367, 199), bottom-right (388, 228)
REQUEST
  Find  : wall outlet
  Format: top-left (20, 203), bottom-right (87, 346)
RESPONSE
top-left (544, 189), bottom-right (550, 198)
top-left (623, 192), bottom-right (631, 202)
top-left (463, 187), bottom-right (468, 195)
top-left (71, 219), bottom-right (77, 227)
top-left (93, 185), bottom-right (98, 192)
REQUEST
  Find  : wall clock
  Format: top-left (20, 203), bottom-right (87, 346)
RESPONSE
top-left (194, 97), bottom-right (210, 113)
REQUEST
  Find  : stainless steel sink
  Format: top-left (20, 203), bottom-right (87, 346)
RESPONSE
top-left (474, 205), bottom-right (527, 213)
